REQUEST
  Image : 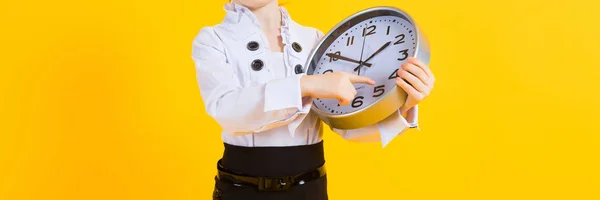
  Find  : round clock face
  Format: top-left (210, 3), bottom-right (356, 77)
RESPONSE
top-left (309, 15), bottom-right (417, 115)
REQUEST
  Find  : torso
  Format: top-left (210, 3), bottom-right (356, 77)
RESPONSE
top-left (207, 4), bottom-right (325, 147)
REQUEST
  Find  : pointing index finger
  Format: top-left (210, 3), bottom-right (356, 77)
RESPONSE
top-left (347, 74), bottom-right (375, 85)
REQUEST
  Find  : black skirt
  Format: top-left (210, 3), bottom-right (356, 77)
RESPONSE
top-left (213, 141), bottom-right (327, 200)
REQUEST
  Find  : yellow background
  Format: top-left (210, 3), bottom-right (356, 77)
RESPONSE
top-left (1, 0), bottom-right (599, 199)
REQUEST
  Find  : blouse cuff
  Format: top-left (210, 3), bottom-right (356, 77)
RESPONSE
top-left (263, 74), bottom-right (306, 113)
top-left (405, 105), bottom-right (419, 129)
top-left (377, 110), bottom-right (412, 147)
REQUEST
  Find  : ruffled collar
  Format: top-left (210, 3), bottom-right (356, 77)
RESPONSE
top-left (221, 2), bottom-right (293, 43)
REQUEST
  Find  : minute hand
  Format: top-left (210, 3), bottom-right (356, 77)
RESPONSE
top-left (354, 41), bottom-right (392, 72)
top-left (325, 53), bottom-right (372, 67)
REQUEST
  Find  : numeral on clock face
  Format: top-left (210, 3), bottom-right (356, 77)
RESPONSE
top-left (352, 96), bottom-right (364, 108)
top-left (362, 25), bottom-right (376, 37)
top-left (394, 34), bottom-right (405, 45)
top-left (389, 70), bottom-right (399, 79)
top-left (346, 36), bottom-right (354, 46)
top-left (398, 49), bottom-right (409, 61)
top-left (329, 51), bottom-right (341, 62)
top-left (373, 85), bottom-right (385, 97)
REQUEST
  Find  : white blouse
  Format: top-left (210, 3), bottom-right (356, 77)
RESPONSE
top-left (191, 3), bottom-right (418, 147)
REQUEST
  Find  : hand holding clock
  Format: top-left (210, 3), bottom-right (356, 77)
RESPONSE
top-left (351, 38), bottom-right (434, 114)
top-left (396, 57), bottom-right (435, 114)
top-left (352, 38), bottom-right (435, 114)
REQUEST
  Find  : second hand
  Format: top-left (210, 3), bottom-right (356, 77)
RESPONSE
top-left (357, 32), bottom-right (367, 76)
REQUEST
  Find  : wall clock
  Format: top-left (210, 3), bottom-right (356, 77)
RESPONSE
top-left (305, 7), bottom-right (430, 130)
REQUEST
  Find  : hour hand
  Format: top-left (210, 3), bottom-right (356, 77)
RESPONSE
top-left (326, 53), bottom-right (372, 67)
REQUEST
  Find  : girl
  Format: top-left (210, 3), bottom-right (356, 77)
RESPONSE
top-left (191, 0), bottom-right (435, 199)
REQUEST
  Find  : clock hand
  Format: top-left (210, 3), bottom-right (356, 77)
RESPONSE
top-left (354, 41), bottom-right (392, 72)
top-left (363, 41), bottom-right (391, 63)
top-left (357, 34), bottom-right (367, 76)
top-left (325, 53), bottom-right (372, 67)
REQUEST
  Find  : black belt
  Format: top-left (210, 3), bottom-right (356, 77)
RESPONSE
top-left (216, 161), bottom-right (326, 192)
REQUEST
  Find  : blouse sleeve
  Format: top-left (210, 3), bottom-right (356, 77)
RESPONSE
top-left (192, 27), bottom-right (311, 136)
top-left (330, 106), bottom-right (419, 147)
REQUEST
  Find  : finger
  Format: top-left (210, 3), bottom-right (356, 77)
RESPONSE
top-left (344, 86), bottom-right (357, 103)
top-left (396, 77), bottom-right (423, 101)
top-left (336, 91), bottom-right (350, 106)
top-left (338, 93), bottom-right (354, 106)
top-left (408, 57), bottom-right (434, 79)
top-left (338, 98), bottom-right (350, 106)
top-left (347, 73), bottom-right (375, 85)
top-left (336, 87), bottom-right (356, 106)
top-left (401, 63), bottom-right (429, 86)
top-left (398, 70), bottom-right (429, 94)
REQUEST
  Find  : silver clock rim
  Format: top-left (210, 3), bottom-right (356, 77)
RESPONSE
top-left (303, 6), bottom-right (430, 130)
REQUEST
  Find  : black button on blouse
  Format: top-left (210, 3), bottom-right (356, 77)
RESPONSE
top-left (294, 64), bottom-right (304, 74)
top-left (251, 59), bottom-right (264, 71)
top-left (247, 41), bottom-right (260, 51)
top-left (292, 42), bottom-right (302, 53)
